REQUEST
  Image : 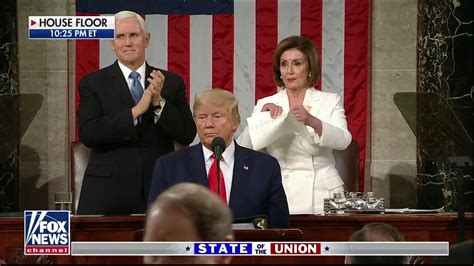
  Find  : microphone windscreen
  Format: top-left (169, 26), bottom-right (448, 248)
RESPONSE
top-left (211, 137), bottom-right (226, 152)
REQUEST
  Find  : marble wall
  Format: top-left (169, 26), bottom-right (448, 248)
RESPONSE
top-left (16, 0), bottom-right (75, 210)
top-left (0, 0), bottom-right (19, 212)
top-left (417, 0), bottom-right (473, 211)
top-left (370, 0), bottom-right (418, 208)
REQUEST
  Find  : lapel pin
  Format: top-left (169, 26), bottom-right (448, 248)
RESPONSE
top-left (243, 165), bottom-right (249, 170)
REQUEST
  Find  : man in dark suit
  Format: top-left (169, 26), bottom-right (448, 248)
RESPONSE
top-left (77, 11), bottom-right (196, 215)
top-left (148, 89), bottom-right (289, 228)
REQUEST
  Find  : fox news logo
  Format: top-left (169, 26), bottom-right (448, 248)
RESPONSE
top-left (24, 211), bottom-right (70, 255)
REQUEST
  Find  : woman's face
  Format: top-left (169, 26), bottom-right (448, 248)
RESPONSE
top-left (279, 48), bottom-right (309, 91)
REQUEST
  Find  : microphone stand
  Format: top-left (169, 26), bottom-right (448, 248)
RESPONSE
top-left (216, 155), bottom-right (222, 201)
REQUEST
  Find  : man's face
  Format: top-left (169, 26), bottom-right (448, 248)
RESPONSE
top-left (112, 17), bottom-right (150, 70)
top-left (143, 206), bottom-right (228, 264)
top-left (194, 104), bottom-right (238, 150)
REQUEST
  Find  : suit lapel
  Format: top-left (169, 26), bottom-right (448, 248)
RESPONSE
top-left (186, 144), bottom-right (210, 188)
top-left (304, 88), bottom-right (322, 117)
top-left (229, 143), bottom-right (251, 212)
top-left (109, 61), bottom-right (135, 107)
top-left (145, 64), bottom-right (153, 89)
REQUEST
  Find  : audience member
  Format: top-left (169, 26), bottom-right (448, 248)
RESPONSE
top-left (144, 183), bottom-right (233, 264)
top-left (432, 239), bottom-right (473, 264)
top-left (345, 222), bottom-right (410, 264)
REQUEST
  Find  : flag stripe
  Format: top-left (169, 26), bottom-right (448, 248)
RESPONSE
top-left (212, 14), bottom-right (234, 92)
top-left (255, 0), bottom-right (278, 101)
top-left (168, 15), bottom-right (190, 102)
top-left (278, 0), bottom-right (301, 42)
top-left (344, 0), bottom-right (369, 191)
top-left (76, 0), bottom-right (234, 15)
top-left (190, 15), bottom-right (212, 110)
top-left (321, 0), bottom-right (345, 96)
top-left (233, 0), bottom-right (256, 133)
top-left (75, 12), bottom-right (100, 140)
top-left (301, 0), bottom-right (323, 89)
top-left (146, 15), bottom-right (168, 70)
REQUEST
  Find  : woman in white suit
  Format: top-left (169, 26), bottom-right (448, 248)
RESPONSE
top-left (238, 36), bottom-right (352, 214)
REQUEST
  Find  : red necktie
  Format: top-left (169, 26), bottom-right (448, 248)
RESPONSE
top-left (208, 154), bottom-right (227, 204)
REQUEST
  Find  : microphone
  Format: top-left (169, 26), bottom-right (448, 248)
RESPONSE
top-left (211, 137), bottom-right (226, 161)
top-left (211, 137), bottom-right (226, 201)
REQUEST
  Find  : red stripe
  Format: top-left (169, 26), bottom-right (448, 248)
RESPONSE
top-left (167, 15), bottom-right (190, 103)
top-left (212, 14), bottom-right (234, 92)
top-left (255, 0), bottom-right (278, 102)
top-left (344, 0), bottom-right (370, 191)
top-left (301, 0), bottom-right (323, 90)
top-left (75, 12), bottom-right (100, 141)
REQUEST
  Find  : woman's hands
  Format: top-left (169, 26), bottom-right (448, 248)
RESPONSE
top-left (291, 105), bottom-right (311, 124)
top-left (261, 103), bottom-right (283, 118)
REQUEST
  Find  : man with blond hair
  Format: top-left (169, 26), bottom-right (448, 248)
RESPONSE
top-left (148, 89), bottom-right (289, 228)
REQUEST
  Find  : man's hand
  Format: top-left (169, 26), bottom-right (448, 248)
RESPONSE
top-left (261, 103), bottom-right (283, 119)
top-left (131, 70), bottom-right (166, 118)
top-left (131, 88), bottom-right (153, 119)
top-left (148, 70), bottom-right (165, 106)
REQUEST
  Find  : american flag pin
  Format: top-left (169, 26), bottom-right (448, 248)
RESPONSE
top-left (243, 165), bottom-right (249, 170)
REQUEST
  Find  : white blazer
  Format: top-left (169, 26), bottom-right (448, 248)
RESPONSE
top-left (238, 88), bottom-right (352, 214)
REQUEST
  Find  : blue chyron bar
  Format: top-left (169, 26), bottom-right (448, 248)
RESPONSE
top-left (28, 16), bottom-right (115, 40)
top-left (29, 29), bottom-right (114, 39)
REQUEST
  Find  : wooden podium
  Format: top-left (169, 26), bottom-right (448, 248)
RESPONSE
top-left (1, 213), bottom-right (472, 264)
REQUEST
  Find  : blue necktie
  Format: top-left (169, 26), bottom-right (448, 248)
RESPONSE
top-left (129, 71), bottom-right (143, 104)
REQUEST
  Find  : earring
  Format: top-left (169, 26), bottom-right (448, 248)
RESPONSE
top-left (280, 76), bottom-right (283, 79)
top-left (308, 73), bottom-right (311, 78)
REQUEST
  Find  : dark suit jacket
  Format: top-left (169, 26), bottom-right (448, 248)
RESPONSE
top-left (77, 61), bottom-right (196, 215)
top-left (148, 142), bottom-right (290, 228)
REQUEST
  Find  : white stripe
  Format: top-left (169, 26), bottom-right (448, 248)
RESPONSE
top-left (189, 15), bottom-right (213, 145)
top-left (234, 0), bottom-right (256, 135)
top-left (99, 14), bottom-right (116, 68)
top-left (145, 15), bottom-right (168, 70)
top-left (278, 0), bottom-right (301, 41)
top-left (321, 0), bottom-right (344, 99)
top-left (190, 15), bottom-right (212, 110)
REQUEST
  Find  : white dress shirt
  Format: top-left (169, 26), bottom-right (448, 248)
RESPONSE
top-left (202, 141), bottom-right (235, 202)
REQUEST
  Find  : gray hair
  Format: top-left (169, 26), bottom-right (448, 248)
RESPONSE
top-left (115, 10), bottom-right (147, 33)
top-left (146, 183), bottom-right (233, 241)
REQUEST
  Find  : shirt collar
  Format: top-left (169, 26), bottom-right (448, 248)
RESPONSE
top-left (202, 140), bottom-right (235, 163)
top-left (118, 60), bottom-right (146, 83)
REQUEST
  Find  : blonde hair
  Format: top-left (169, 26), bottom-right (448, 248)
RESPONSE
top-left (193, 89), bottom-right (241, 125)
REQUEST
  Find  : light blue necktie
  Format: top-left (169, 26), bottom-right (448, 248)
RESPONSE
top-left (129, 71), bottom-right (143, 104)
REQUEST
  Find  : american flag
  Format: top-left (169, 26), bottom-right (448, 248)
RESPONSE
top-left (75, 0), bottom-right (369, 190)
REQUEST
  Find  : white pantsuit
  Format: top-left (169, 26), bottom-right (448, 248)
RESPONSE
top-left (238, 88), bottom-right (352, 214)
